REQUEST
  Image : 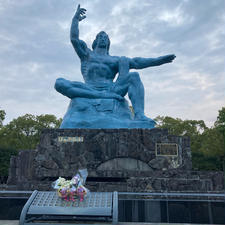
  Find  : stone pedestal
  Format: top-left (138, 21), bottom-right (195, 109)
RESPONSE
top-left (7, 128), bottom-right (224, 192)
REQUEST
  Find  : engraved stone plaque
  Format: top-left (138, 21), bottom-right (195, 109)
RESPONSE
top-left (156, 143), bottom-right (178, 156)
top-left (58, 136), bottom-right (84, 143)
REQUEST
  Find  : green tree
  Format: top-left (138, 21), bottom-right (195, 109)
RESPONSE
top-left (0, 147), bottom-right (17, 178)
top-left (0, 109), bottom-right (6, 128)
top-left (0, 114), bottom-right (61, 150)
top-left (192, 128), bottom-right (224, 170)
top-left (154, 116), bottom-right (207, 137)
top-left (214, 107), bottom-right (225, 173)
top-left (0, 113), bottom-right (62, 180)
top-left (36, 114), bottom-right (62, 137)
top-left (215, 107), bottom-right (225, 133)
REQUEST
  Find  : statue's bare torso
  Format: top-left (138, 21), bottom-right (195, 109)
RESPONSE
top-left (81, 51), bottom-right (119, 85)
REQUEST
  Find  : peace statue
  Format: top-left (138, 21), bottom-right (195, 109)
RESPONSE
top-left (55, 5), bottom-right (176, 128)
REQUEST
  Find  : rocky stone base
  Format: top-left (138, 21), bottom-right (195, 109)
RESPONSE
top-left (6, 128), bottom-right (224, 192)
top-left (126, 170), bottom-right (224, 193)
top-left (5, 170), bottom-right (224, 193)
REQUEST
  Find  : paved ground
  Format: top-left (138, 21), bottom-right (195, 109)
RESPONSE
top-left (0, 221), bottom-right (220, 225)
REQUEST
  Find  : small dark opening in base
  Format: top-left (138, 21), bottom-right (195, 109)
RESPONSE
top-left (0, 176), bottom-right (8, 184)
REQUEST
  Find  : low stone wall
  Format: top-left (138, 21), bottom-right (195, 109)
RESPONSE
top-left (6, 128), bottom-right (224, 192)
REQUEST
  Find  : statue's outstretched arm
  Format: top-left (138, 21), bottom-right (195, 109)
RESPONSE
top-left (129, 54), bottom-right (176, 69)
top-left (70, 4), bottom-right (88, 60)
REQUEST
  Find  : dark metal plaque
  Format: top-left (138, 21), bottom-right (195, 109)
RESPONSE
top-left (156, 143), bottom-right (178, 156)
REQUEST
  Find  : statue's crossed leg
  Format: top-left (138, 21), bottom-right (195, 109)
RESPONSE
top-left (55, 78), bottom-right (123, 101)
top-left (55, 71), bottom-right (152, 122)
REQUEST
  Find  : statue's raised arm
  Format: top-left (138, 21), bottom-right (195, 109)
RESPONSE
top-left (70, 4), bottom-right (89, 60)
top-left (55, 4), bottom-right (177, 129)
top-left (129, 54), bottom-right (176, 69)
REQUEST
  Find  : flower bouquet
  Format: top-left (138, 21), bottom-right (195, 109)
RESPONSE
top-left (52, 169), bottom-right (89, 202)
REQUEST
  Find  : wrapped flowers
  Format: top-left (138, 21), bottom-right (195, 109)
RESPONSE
top-left (52, 169), bottom-right (89, 201)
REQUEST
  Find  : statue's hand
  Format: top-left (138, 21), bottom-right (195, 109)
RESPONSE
top-left (74, 4), bottom-right (86, 21)
top-left (161, 54), bottom-right (176, 63)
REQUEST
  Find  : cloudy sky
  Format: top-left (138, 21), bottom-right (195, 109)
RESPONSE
top-left (0, 0), bottom-right (224, 127)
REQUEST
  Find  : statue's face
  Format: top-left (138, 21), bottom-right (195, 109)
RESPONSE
top-left (96, 32), bottom-right (109, 49)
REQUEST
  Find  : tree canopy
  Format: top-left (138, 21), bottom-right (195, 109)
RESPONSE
top-left (0, 112), bottom-right (62, 180)
top-left (0, 114), bottom-right (61, 150)
top-left (0, 109), bottom-right (6, 128)
top-left (215, 107), bottom-right (225, 134)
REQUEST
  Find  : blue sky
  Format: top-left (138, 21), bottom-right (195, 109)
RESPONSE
top-left (0, 0), bottom-right (224, 127)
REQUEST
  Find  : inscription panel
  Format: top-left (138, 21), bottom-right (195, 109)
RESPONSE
top-left (156, 143), bottom-right (178, 156)
top-left (58, 136), bottom-right (84, 143)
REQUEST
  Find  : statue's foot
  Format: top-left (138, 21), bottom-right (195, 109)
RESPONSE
top-left (134, 113), bottom-right (155, 123)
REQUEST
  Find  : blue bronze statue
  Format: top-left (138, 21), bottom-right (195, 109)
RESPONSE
top-left (55, 5), bottom-right (176, 128)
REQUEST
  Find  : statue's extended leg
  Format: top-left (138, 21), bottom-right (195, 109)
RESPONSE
top-left (55, 78), bottom-right (123, 100)
top-left (128, 72), bottom-right (152, 121)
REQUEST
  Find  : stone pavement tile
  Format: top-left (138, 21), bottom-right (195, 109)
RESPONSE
top-left (0, 221), bottom-right (18, 225)
top-left (0, 222), bottom-right (217, 225)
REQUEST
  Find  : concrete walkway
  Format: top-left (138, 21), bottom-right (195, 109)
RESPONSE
top-left (0, 221), bottom-right (221, 225)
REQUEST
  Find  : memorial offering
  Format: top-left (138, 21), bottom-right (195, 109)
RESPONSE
top-left (52, 169), bottom-right (89, 201)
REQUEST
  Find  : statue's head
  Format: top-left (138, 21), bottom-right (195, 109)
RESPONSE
top-left (92, 31), bottom-right (110, 54)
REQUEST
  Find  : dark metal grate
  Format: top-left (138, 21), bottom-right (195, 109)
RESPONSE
top-left (27, 191), bottom-right (112, 216)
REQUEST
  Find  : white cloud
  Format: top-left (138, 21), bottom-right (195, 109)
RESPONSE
top-left (158, 5), bottom-right (189, 26)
